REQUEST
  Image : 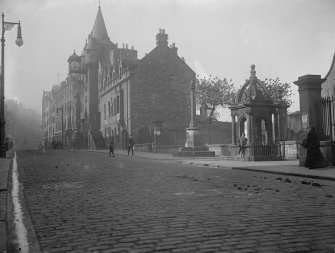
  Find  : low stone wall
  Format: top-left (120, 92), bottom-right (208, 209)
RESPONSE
top-left (280, 141), bottom-right (300, 159)
top-left (157, 145), bottom-right (182, 154)
top-left (134, 143), bottom-right (182, 154)
top-left (134, 143), bottom-right (152, 152)
top-left (207, 144), bottom-right (241, 158)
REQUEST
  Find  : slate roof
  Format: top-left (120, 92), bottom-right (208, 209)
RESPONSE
top-left (91, 6), bottom-right (109, 42)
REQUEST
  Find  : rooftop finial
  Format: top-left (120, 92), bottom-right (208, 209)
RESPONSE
top-left (250, 64), bottom-right (256, 78)
top-left (98, 0), bottom-right (101, 8)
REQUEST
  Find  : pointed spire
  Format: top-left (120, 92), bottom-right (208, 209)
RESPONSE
top-left (91, 5), bottom-right (109, 41)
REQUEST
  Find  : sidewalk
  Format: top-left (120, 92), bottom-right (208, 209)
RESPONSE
top-left (97, 149), bottom-right (335, 181)
top-left (0, 156), bottom-right (12, 252)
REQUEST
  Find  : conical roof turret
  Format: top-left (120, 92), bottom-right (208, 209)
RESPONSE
top-left (91, 5), bottom-right (109, 42)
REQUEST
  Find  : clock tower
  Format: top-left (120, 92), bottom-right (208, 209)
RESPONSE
top-left (68, 50), bottom-right (81, 74)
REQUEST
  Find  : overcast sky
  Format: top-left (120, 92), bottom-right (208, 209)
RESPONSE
top-left (1, 0), bottom-right (335, 119)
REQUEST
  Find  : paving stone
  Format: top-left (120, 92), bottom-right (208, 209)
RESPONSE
top-left (15, 150), bottom-right (335, 253)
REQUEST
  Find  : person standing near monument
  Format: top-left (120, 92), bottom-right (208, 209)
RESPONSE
top-left (237, 133), bottom-right (248, 158)
top-left (302, 126), bottom-right (328, 169)
top-left (128, 134), bottom-right (135, 155)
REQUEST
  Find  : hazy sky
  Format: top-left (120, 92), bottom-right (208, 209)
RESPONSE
top-left (1, 0), bottom-right (335, 119)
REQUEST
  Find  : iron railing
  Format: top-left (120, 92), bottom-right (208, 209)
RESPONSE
top-left (315, 96), bottom-right (334, 140)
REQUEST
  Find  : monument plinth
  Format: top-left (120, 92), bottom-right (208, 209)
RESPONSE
top-left (175, 80), bottom-right (215, 157)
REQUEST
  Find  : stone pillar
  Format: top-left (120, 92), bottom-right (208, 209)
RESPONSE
top-left (247, 114), bottom-right (251, 144)
top-left (249, 114), bottom-right (254, 144)
top-left (294, 75), bottom-right (324, 129)
top-left (231, 115), bottom-right (236, 144)
top-left (279, 105), bottom-right (288, 140)
top-left (189, 79), bottom-right (196, 128)
top-left (274, 112), bottom-right (279, 141)
top-left (185, 79), bottom-right (201, 148)
top-left (266, 120), bottom-right (273, 143)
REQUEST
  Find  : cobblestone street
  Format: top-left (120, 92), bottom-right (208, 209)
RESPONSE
top-left (16, 150), bottom-right (335, 253)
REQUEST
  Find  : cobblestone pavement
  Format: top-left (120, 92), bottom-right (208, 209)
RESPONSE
top-left (17, 150), bottom-right (335, 253)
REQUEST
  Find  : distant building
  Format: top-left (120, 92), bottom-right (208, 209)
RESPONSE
top-left (42, 5), bottom-right (195, 149)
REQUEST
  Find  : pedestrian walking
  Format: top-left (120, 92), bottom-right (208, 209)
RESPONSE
top-left (128, 134), bottom-right (134, 155)
top-left (237, 133), bottom-right (248, 158)
top-left (302, 126), bottom-right (328, 169)
top-left (109, 139), bottom-right (115, 157)
top-left (4, 137), bottom-right (9, 152)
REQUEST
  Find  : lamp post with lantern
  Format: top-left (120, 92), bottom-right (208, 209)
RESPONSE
top-left (1, 13), bottom-right (23, 157)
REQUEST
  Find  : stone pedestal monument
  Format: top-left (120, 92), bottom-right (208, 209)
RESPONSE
top-left (176, 80), bottom-right (215, 157)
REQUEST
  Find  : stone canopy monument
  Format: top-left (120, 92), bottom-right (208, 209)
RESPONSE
top-left (229, 65), bottom-right (288, 160)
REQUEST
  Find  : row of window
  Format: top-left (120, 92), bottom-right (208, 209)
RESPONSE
top-left (54, 83), bottom-right (73, 102)
top-left (105, 126), bottom-right (119, 141)
top-left (54, 116), bottom-right (72, 132)
top-left (103, 95), bottom-right (120, 120)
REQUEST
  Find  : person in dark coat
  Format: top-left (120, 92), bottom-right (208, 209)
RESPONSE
top-left (109, 138), bottom-right (115, 157)
top-left (303, 127), bottom-right (328, 169)
top-left (128, 134), bottom-right (134, 155)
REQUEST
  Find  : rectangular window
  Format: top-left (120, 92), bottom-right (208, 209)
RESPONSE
top-left (111, 102), bottom-right (114, 116)
top-left (117, 95), bottom-right (120, 114)
top-left (108, 102), bottom-right (110, 117)
top-left (114, 99), bottom-right (116, 115)
top-left (104, 104), bottom-right (106, 120)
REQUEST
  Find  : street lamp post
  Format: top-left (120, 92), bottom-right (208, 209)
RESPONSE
top-left (1, 13), bottom-right (23, 157)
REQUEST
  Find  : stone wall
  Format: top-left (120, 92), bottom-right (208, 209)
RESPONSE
top-left (207, 144), bottom-right (240, 157)
top-left (130, 44), bottom-right (194, 144)
top-left (280, 140), bottom-right (300, 159)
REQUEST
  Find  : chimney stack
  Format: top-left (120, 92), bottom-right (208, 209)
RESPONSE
top-left (156, 28), bottom-right (168, 46)
top-left (170, 43), bottom-right (178, 54)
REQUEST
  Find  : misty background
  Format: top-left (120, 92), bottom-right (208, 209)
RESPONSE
top-left (1, 0), bottom-right (335, 146)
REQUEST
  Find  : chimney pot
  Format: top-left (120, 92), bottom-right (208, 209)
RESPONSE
top-left (156, 29), bottom-right (168, 46)
top-left (126, 44), bottom-right (128, 49)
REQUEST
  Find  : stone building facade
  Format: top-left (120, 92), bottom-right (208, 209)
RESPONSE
top-left (321, 53), bottom-right (335, 97)
top-left (42, 6), bottom-right (195, 149)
